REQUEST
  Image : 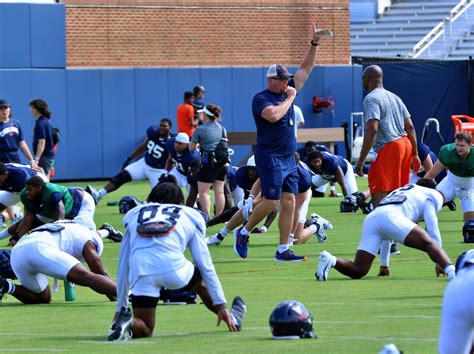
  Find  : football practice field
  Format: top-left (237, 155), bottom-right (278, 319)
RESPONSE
top-left (0, 179), bottom-right (466, 353)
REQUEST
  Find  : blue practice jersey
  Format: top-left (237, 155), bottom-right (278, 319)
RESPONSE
top-left (166, 138), bottom-right (201, 175)
top-left (226, 165), bottom-right (238, 192)
top-left (252, 81), bottom-right (296, 157)
top-left (417, 142), bottom-right (444, 181)
top-left (305, 151), bottom-right (347, 182)
top-left (144, 126), bottom-right (171, 169)
top-left (0, 119), bottom-right (25, 163)
top-left (235, 166), bottom-right (258, 192)
top-left (1, 163), bottom-right (36, 193)
top-left (297, 161), bottom-right (313, 194)
top-left (33, 116), bottom-right (55, 159)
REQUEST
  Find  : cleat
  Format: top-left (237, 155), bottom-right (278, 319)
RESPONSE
top-left (251, 227), bottom-right (267, 234)
top-left (100, 223), bottom-right (123, 243)
top-left (304, 213), bottom-right (332, 243)
top-left (362, 202), bottom-right (374, 214)
top-left (230, 296), bottom-right (246, 331)
top-left (233, 227), bottom-right (249, 259)
top-left (435, 264), bottom-right (446, 277)
top-left (108, 307), bottom-right (133, 341)
top-left (390, 243), bottom-right (400, 255)
top-left (206, 233), bottom-right (224, 246)
top-left (378, 266), bottom-right (390, 277)
top-left (274, 249), bottom-right (306, 262)
top-left (316, 250), bottom-right (334, 281)
top-left (445, 200), bottom-right (456, 211)
top-left (85, 185), bottom-right (100, 204)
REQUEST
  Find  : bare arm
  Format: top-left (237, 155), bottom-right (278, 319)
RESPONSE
top-left (404, 117), bottom-right (421, 173)
top-left (189, 142), bottom-right (197, 151)
top-left (293, 24), bottom-right (326, 92)
top-left (335, 167), bottom-right (348, 197)
top-left (83, 240), bottom-right (116, 301)
top-left (16, 209), bottom-right (36, 237)
top-left (34, 138), bottom-right (46, 162)
top-left (355, 119), bottom-right (378, 176)
top-left (423, 160), bottom-right (447, 180)
top-left (165, 155), bottom-right (174, 171)
top-left (261, 87), bottom-right (297, 123)
top-left (128, 139), bottom-right (148, 160)
top-left (422, 154), bottom-right (434, 173)
top-left (19, 140), bottom-right (34, 163)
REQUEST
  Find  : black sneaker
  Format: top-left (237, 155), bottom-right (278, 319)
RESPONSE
top-left (108, 307), bottom-right (133, 341)
top-left (445, 200), bottom-right (457, 211)
top-left (230, 296), bottom-right (246, 331)
top-left (100, 223), bottom-right (123, 243)
top-left (85, 185), bottom-right (99, 204)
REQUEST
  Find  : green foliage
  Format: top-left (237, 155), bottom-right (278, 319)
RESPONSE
top-left (0, 180), bottom-right (464, 353)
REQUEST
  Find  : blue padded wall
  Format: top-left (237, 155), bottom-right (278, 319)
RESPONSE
top-left (30, 4), bottom-right (66, 68)
top-left (101, 69), bottom-right (137, 176)
top-left (66, 69), bottom-right (103, 180)
top-left (0, 4), bottom-right (31, 68)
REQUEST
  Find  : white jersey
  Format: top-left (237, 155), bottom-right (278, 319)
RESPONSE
top-left (377, 184), bottom-right (443, 240)
top-left (116, 203), bottom-right (226, 310)
top-left (14, 220), bottom-right (103, 262)
top-left (439, 268), bottom-right (474, 354)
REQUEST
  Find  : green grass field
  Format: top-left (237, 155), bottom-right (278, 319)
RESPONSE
top-left (0, 179), bottom-right (466, 353)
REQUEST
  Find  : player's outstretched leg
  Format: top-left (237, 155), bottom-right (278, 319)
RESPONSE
top-left (316, 250), bottom-right (375, 281)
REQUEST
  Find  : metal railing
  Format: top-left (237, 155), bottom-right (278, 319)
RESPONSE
top-left (412, 0), bottom-right (474, 58)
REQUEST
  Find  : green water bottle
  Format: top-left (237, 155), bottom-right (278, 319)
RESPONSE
top-left (64, 281), bottom-right (76, 302)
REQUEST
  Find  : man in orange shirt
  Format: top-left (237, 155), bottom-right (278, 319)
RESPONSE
top-left (177, 91), bottom-right (198, 137)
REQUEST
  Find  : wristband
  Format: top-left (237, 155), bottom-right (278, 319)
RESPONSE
top-left (311, 40), bottom-right (319, 47)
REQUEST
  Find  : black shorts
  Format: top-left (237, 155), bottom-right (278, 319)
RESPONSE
top-left (197, 162), bottom-right (227, 183)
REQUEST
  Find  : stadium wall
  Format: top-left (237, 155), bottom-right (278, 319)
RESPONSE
top-left (64, 0), bottom-right (351, 67)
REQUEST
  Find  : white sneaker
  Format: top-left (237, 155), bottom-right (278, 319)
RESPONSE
top-left (316, 250), bottom-right (334, 281)
top-left (206, 233), bottom-right (224, 246)
top-left (288, 235), bottom-right (297, 246)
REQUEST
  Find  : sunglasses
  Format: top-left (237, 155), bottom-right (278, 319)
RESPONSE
top-left (0, 106), bottom-right (9, 110)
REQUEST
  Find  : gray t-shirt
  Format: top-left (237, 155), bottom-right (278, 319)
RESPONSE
top-left (363, 88), bottom-right (409, 152)
top-left (191, 121), bottom-right (227, 152)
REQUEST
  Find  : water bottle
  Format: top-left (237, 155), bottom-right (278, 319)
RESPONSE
top-left (64, 281), bottom-right (76, 302)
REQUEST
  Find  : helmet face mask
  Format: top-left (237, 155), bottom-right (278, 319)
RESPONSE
top-left (340, 195), bottom-right (359, 213)
top-left (119, 195), bottom-right (142, 214)
top-left (269, 301), bottom-right (316, 339)
top-left (455, 249), bottom-right (474, 274)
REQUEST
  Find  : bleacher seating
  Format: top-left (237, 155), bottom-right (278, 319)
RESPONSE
top-left (351, 0), bottom-right (459, 58)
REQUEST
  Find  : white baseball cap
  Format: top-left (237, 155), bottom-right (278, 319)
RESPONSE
top-left (175, 132), bottom-right (190, 144)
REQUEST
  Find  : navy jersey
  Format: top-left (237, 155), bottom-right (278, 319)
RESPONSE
top-left (0, 163), bottom-right (36, 193)
top-left (305, 151), bottom-right (347, 182)
top-left (417, 142), bottom-right (444, 181)
top-left (297, 161), bottom-right (313, 194)
top-left (252, 81), bottom-right (296, 157)
top-left (0, 119), bottom-right (25, 163)
top-left (33, 116), bottom-right (55, 159)
top-left (235, 166), bottom-right (258, 192)
top-left (297, 144), bottom-right (330, 161)
top-left (166, 138), bottom-right (201, 175)
top-left (144, 126), bottom-right (171, 169)
top-left (227, 165), bottom-right (238, 191)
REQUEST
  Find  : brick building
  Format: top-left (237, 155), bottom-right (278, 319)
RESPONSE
top-left (63, 0), bottom-right (350, 67)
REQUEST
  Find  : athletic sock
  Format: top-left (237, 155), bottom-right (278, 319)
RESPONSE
top-left (6, 280), bottom-right (15, 294)
top-left (278, 244), bottom-right (289, 254)
top-left (220, 226), bottom-right (229, 237)
top-left (98, 189), bottom-right (108, 198)
top-left (445, 264), bottom-right (456, 280)
top-left (241, 227), bottom-right (250, 236)
top-left (260, 226), bottom-right (268, 233)
top-left (97, 230), bottom-right (109, 239)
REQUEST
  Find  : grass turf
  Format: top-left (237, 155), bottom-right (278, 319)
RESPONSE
top-left (0, 179), bottom-right (466, 353)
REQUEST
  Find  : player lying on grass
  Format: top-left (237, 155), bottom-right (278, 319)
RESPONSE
top-left (316, 179), bottom-right (455, 281)
top-left (0, 220), bottom-right (117, 304)
top-left (108, 182), bottom-right (246, 341)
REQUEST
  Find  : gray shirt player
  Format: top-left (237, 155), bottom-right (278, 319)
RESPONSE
top-left (363, 88), bottom-right (410, 152)
top-left (191, 121), bottom-right (227, 153)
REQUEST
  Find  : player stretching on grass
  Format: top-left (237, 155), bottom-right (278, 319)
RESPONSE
top-left (108, 183), bottom-right (246, 341)
top-left (316, 180), bottom-right (455, 281)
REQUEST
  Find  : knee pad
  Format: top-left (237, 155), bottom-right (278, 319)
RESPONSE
top-left (463, 219), bottom-right (474, 243)
top-left (110, 170), bottom-right (132, 189)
